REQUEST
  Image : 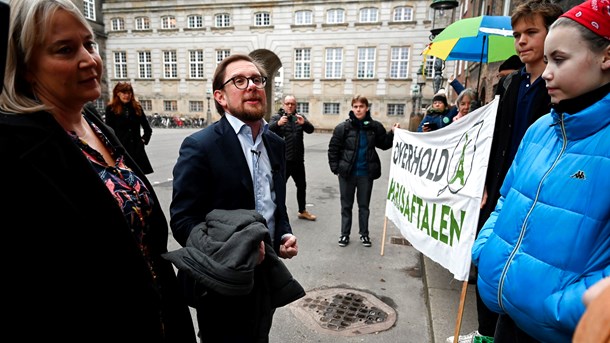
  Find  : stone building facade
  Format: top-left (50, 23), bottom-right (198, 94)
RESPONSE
top-left (101, 0), bottom-right (447, 130)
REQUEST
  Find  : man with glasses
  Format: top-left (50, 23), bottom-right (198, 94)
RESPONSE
top-left (170, 54), bottom-right (303, 342)
top-left (269, 95), bottom-right (317, 221)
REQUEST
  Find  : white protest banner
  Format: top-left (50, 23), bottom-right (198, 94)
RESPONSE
top-left (385, 98), bottom-right (498, 281)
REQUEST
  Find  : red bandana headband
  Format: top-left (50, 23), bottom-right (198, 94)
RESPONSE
top-left (561, 0), bottom-right (610, 40)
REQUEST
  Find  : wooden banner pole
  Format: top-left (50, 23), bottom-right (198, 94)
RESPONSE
top-left (380, 216), bottom-right (388, 256)
top-left (452, 280), bottom-right (469, 343)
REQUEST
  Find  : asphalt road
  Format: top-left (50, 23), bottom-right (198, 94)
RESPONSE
top-left (146, 127), bottom-right (477, 343)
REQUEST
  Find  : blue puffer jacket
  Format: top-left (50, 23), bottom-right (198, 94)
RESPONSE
top-left (472, 91), bottom-right (610, 343)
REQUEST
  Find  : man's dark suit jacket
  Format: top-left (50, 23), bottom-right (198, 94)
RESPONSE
top-left (169, 115), bottom-right (293, 341)
top-left (170, 114), bottom-right (292, 254)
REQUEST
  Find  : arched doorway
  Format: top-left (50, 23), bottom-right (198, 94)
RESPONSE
top-left (249, 49), bottom-right (282, 121)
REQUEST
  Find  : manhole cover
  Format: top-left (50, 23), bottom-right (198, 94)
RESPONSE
top-left (289, 288), bottom-right (397, 336)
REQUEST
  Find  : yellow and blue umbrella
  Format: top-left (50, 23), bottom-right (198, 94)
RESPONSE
top-left (423, 15), bottom-right (514, 63)
top-left (422, 15), bottom-right (515, 93)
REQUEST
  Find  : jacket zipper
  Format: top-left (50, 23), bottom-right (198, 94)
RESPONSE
top-left (497, 113), bottom-right (568, 310)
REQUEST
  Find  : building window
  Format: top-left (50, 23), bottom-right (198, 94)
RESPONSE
top-left (163, 50), bottom-right (178, 78)
top-left (189, 101), bottom-right (204, 112)
top-left (294, 48), bottom-right (311, 79)
top-left (216, 49), bottom-right (230, 64)
top-left (393, 6), bottom-right (413, 22)
top-left (294, 10), bottom-right (312, 25)
top-left (140, 100), bottom-right (152, 111)
top-left (357, 47), bottom-right (376, 79)
top-left (138, 51), bottom-right (152, 79)
top-left (94, 98), bottom-right (105, 111)
top-left (135, 16), bottom-right (150, 30)
top-left (325, 48), bottom-right (343, 79)
top-left (323, 103), bottom-right (341, 115)
top-left (215, 13), bottom-right (231, 27)
top-left (359, 8), bottom-right (378, 23)
top-left (161, 16), bottom-right (177, 29)
top-left (113, 51), bottom-right (127, 78)
top-left (296, 102), bottom-right (309, 115)
top-left (390, 47), bottom-right (409, 78)
top-left (326, 9), bottom-right (345, 24)
top-left (254, 12), bottom-right (270, 26)
top-left (83, 0), bottom-right (95, 20)
top-left (164, 100), bottom-right (178, 112)
top-left (425, 57), bottom-right (442, 78)
top-left (111, 18), bottom-right (125, 31)
top-left (387, 104), bottom-right (406, 116)
top-left (189, 50), bottom-right (205, 78)
top-left (188, 15), bottom-right (203, 28)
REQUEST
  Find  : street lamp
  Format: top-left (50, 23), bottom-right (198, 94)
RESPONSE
top-left (430, 0), bottom-right (458, 40)
top-left (411, 66), bottom-right (426, 118)
top-left (433, 58), bottom-right (445, 94)
top-left (206, 88), bottom-right (212, 127)
top-left (429, 0), bottom-right (457, 94)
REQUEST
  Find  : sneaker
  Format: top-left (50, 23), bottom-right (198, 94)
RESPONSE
top-left (297, 210), bottom-right (317, 221)
top-left (360, 235), bottom-right (372, 247)
top-left (338, 236), bottom-right (349, 247)
top-left (446, 330), bottom-right (482, 343)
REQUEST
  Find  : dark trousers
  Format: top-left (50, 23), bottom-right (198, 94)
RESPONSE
top-left (494, 315), bottom-right (540, 343)
top-left (476, 270), bottom-right (499, 336)
top-left (286, 160), bottom-right (307, 213)
top-left (196, 270), bottom-right (273, 343)
top-left (338, 175), bottom-right (374, 237)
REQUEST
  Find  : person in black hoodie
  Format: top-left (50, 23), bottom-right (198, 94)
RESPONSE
top-left (328, 95), bottom-right (400, 248)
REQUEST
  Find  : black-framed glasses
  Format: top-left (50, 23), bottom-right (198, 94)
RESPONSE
top-left (222, 76), bottom-right (267, 90)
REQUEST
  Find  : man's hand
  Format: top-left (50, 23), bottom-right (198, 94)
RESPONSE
top-left (480, 186), bottom-right (488, 209)
top-left (295, 114), bottom-right (305, 125)
top-left (279, 235), bottom-right (298, 259)
top-left (257, 241), bottom-right (265, 265)
top-left (278, 115), bottom-right (289, 126)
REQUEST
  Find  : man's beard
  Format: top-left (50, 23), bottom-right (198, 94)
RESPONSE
top-left (229, 102), bottom-right (266, 122)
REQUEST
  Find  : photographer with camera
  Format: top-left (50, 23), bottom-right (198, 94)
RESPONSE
top-left (269, 95), bottom-right (317, 221)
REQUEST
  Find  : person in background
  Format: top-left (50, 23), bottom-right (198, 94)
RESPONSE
top-left (447, 54), bottom-right (523, 110)
top-left (451, 88), bottom-right (478, 122)
top-left (269, 95), bottom-right (317, 221)
top-left (448, 74), bottom-right (466, 97)
top-left (328, 95), bottom-right (399, 248)
top-left (417, 92), bottom-right (453, 132)
top-left (106, 82), bottom-right (154, 174)
top-left (0, 0), bottom-right (196, 341)
top-left (170, 54), bottom-right (301, 342)
top-left (472, 0), bottom-right (610, 341)
top-left (493, 54), bottom-right (525, 97)
top-left (449, 1), bottom-right (564, 342)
